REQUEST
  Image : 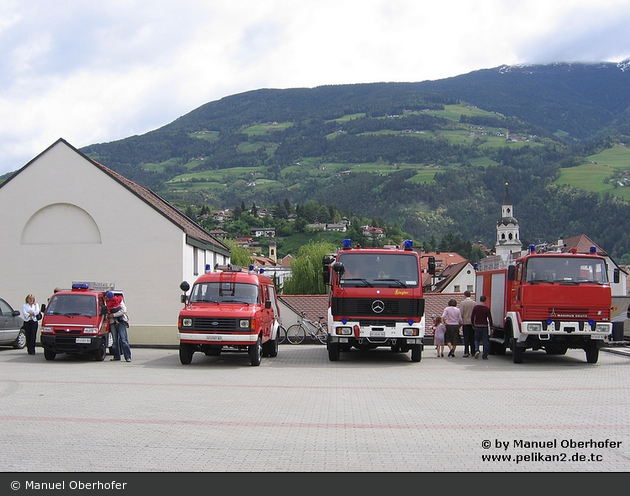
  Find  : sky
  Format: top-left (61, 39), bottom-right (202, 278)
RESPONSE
top-left (2, 0), bottom-right (630, 176)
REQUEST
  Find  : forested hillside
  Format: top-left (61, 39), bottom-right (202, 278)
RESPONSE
top-left (79, 62), bottom-right (630, 261)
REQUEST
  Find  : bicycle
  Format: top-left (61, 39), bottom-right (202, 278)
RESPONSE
top-left (286, 312), bottom-right (328, 345)
top-left (277, 324), bottom-right (287, 344)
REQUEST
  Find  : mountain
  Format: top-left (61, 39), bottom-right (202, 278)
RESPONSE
top-left (80, 62), bottom-right (630, 261)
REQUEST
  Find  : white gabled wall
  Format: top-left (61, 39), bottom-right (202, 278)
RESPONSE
top-left (0, 140), bottom-right (215, 344)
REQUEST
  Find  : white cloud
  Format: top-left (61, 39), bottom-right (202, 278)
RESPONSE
top-left (1, 0), bottom-right (630, 175)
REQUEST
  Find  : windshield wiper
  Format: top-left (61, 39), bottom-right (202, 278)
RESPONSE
top-left (341, 278), bottom-right (373, 287)
top-left (374, 278), bottom-right (408, 287)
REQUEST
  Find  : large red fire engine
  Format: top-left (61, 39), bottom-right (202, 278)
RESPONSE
top-left (475, 244), bottom-right (618, 363)
top-left (322, 239), bottom-right (434, 362)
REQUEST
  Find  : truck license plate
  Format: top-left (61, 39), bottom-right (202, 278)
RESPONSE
top-left (370, 330), bottom-right (385, 337)
top-left (206, 335), bottom-right (222, 341)
top-left (591, 334), bottom-right (606, 340)
top-left (76, 338), bottom-right (91, 344)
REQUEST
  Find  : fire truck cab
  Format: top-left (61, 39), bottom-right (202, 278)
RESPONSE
top-left (323, 239), bottom-right (431, 362)
top-left (178, 264), bottom-right (281, 366)
top-left (40, 282), bottom-right (115, 361)
top-left (476, 245), bottom-right (617, 363)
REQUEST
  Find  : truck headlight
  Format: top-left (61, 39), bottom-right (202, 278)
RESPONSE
top-left (526, 323), bottom-right (542, 333)
top-left (41, 327), bottom-right (53, 334)
top-left (595, 323), bottom-right (610, 333)
top-left (239, 319), bottom-right (251, 329)
top-left (181, 318), bottom-right (192, 327)
top-left (83, 327), bottom-right (99, 334)
top-left (403, 327), bottom-right (419, 336)
top-left (335, 327), bottom-right (352, 335)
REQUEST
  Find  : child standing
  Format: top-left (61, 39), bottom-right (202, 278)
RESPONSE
top-left (434, 316), bottom-right (446, 357)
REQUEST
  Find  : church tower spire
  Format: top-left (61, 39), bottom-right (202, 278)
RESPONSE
top-left (495, 182), bottom-right (522, 260)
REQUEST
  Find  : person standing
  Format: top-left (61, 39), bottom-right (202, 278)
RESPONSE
top-left (459, 290), bottom-right (476, 357)
top-left (433, 316), bottom-right (446, 357)
top-left (471, 295), bottom-right (494, 360)
top-left (442, 298), bottom-right (463, 357)
top-left (21, 294), bottom-right (40, 355)
top-left (105, 291), bottom-right (132, 362)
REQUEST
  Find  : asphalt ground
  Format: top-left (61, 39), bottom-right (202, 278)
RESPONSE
top-left (0, 342), bottom-right (628, 485)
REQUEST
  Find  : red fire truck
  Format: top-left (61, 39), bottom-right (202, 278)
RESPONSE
top-left (475, 244), bottom-right (618, 363)
top-left (40, 281), bottom-right (116, 361)
top-left (322, 239), bottom-right (433, 362)
top-left (178, 264), bottom-right (281, 366)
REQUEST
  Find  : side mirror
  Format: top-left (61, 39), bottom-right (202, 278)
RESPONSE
top-left (265, 300), bottom-right (272, 309)
top-left (100, 304), bottom-right (108, 316)
top-left (427, 256), bottom-right (436, 275)
top-left (180, 281), bottom-right (190, 292)
top-left (40, 304), bottom-right (46, 313)
top-left (507, 265), bottom-right (516, 281)
top-left (12, 310), bottom-right (20, 317)
top-left (180, 295), bottom-right (188, 304)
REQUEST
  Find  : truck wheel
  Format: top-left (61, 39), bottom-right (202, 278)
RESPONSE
top-left (14, 328), bottom-right (27, 349)
top-left (268, 336), bottom-right (279, 358)
top-left (512, 345), bottom-right (524, 364)
top-left (179, 343), bottom-right (194, 364)
top-left (410, 344), bottom-right (422, 362)
top-left (249, 336), bottom-right (262, 366)
top-left (585, 341), bottom-right (599, 364)
top-left (328, 342), bottom-right (340, 361)
top-left (93, 337), bottom-right (107, 361)
top-left (44, 349), bottom-right (56, 361)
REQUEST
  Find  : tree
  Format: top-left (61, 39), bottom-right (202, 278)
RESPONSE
top-left (282, 241), bottom-right (337, 294)
top-left (224, 239), bottom-right (252, 267)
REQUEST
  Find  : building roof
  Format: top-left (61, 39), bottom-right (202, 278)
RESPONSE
top-left (418, 251), bottom-right (468, 268)
top-left (2, 138), bottom-right (230, 256)
top-left (278, 295), bottom-right (329, 322)
top-left (560, 234), bottom-right (608, 256)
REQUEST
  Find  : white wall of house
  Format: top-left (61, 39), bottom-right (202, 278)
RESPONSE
top-left (0, 140), bottom-right (228, 346)
top-left (439, 263), bottom-right (476, 293)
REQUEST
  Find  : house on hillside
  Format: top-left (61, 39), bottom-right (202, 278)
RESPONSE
top-left (0, 138), bottom-right (231, 346)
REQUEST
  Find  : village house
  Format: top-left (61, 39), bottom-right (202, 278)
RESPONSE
top-left (0, 139), bottom-right (231, 346)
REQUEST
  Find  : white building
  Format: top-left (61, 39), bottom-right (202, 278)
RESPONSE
top-left (0, 139), bottom-right (231, 345)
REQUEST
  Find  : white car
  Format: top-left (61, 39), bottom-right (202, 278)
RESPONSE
top-left (0, 297), bottom-right (25, 349)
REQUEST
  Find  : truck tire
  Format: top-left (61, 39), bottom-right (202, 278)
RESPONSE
top-left (512, 345), bottom-right (525, 364)
top-left (585, 341), bottom-right (599, 364)
top-left (328, 342), bottom-right (340, 361)
top-left (264, 336), bottom-right (279, 358)
top-left (44, 348), bottom-right (56, 361)
top-left (249, 336), bottom-right (262, 366)
top-left (179, 343), bottom-right (194, 364)
top-left (410, 344), bottom-right (422, 362)
top-left (93, 337), bottom-right (107, 361)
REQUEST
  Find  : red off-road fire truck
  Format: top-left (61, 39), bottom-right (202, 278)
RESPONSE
top-left (177, 264), bottom-right (281, 366)
top-left (40, 281), bottom-right (117, 361)
top-left (322, 239), bottom-right (434, 362)
top-left (475, 244), bottom-right (618, 363)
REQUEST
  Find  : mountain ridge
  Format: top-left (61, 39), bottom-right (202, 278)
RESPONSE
top-left (45, 62), bottom-right (630, 260)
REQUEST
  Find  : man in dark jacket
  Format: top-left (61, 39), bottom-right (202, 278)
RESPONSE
top-left (471, 295), bottom-right (493, 360)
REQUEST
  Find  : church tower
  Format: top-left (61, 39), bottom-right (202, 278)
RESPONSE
top-left (495, 182), bottom-right (522, 260)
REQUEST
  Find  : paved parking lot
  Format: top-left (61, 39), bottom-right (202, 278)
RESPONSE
top-left (0, 343), bottom-right (629, 473)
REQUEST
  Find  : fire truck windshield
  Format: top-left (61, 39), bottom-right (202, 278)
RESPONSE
top-left (524, 257), bottom-right (609, 284)
top-left (337, 252), bottom-right (419, 287)
top-left (46, 294), bottom-right (98, 317)
top-left (190, 282), bottom-right (259, 304)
